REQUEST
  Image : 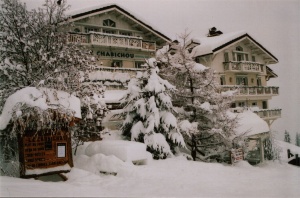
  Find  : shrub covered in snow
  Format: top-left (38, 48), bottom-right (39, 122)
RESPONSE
top-left (121, 59), bottom-right (185, 159)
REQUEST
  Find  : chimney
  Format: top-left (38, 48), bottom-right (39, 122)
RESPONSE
top-left (208, 27), bottom-right (223, 37)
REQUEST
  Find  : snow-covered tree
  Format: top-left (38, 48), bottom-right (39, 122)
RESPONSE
top-left (0, 0), bottom-right (96, 111)
top-left (0, 0), bottom-right (107, 157)
top-left (284, 130), bottom-right (291, 143)
top-left (72, 83), bottom-right (109, 154)
top-left (156, 32), bottom-right (241, 162)
top-left (295, 133), bottom-right (300, 147)
top-left (121, 58), bottom-right (185, 159)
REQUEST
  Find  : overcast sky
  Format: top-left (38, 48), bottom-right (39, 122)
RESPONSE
top-left (22, 0), bottom-right (300, 141)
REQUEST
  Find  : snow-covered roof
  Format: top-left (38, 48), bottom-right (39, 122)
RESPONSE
top-left (233, 110), bottom-right (269, 136)
top-left (191, 31), bottom-right (278, 63)
top-left (68, 4), bottom-right (171, 43)
top-left (0, 87), bottom-right (81, 130)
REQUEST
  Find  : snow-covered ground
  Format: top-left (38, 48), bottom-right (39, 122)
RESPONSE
top-left (0, 140), bottom-right (299, 197)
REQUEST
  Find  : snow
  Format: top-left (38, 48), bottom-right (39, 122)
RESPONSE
top-left (221, 90), bottom-right (237, 97)
top-left (25, 164), bottom-right (71, 176)
top-left (89, 71), bottom-right (130, 83)
top-left (0, 87), bottom-right (81, 130)
top-left (191, 30), bottom-right (246, 57)
top-left (232, 110), bottom-right (269, 136)
top-left (84, 140), bottom-right (151, 163)
top-left (104, 89), bottom-right (127, 103)
top-left (144, 133), bottom-right (171, 155)
top-left (276, 140), bottom-right (300, 162)
top-left (1, 156), bottom-right (299, 197)
top-left (192, 63), bottom-right (207, 72)
top-left (74, 154), bottom-right (126, 174)
top-left (200, 101), bottom-right (212, 112)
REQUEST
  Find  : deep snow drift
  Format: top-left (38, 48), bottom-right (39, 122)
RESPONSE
top-left (0, 140), bottom-right (299, 197)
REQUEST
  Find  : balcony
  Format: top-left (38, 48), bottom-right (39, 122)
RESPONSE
top-left (94, 66), bottom-right (146, 77)
top-left (253, 109), bottom-right (282, 120)
top-left (224, 61), bottom-right (264, 73)
top-left (221, 86), bottom-right (279, 97)
top-left (68, 32), bottom-right (156, 51)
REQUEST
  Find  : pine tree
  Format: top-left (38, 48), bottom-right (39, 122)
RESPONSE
top-left (156, 32), bottom-right (241, 162)
top-left (121, 58), bottom-right (185, 159)
top-left (295, 133), bottom-right (300, 147)
top-left (284, 130), bottom-right (291, 143)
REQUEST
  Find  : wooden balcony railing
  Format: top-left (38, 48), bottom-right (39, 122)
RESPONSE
top-left (94, 66), bottom-right (146, 76)
top-left (224, 61), bottom-right (264, 73)
top-left (221, 86), bottom-right (279, 96)
top-left (253, 109), bottom-right (282, 119)
top-left (68, 32), bottom-right (156, 51)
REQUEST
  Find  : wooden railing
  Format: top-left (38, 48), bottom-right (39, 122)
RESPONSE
top-left (68, 32), bottom-right (156, 51)
top-left (94, 66), bottom-right (146, 77)
top-left (221, 86), bottom-right (279, 96)
top-left (224, 61), bottom-right (264, 73)
top-left (253, 109), bottom-right (281, 119)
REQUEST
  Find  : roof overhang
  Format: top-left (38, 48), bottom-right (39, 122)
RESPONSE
top-left (69, 4), bottom-right (171, 44)
top-left (266, 66), bottom-right (278, 80)
top-left (213, 34), bottom-right (278, 64)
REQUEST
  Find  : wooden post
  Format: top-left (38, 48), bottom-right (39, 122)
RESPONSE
top-left (259, 137), bottom-right (264, 163)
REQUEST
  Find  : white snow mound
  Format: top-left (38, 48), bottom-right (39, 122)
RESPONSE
top-left (85, 140), bottom-right (151, 163)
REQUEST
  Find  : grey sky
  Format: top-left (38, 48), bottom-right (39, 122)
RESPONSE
top-left (22, 0), bottom-right (300, 141)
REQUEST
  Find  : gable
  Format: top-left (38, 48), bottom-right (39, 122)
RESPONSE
top-left (192, 31), bottom-right (278, 64)
top-left (69, 4), bottom-right (171, 46)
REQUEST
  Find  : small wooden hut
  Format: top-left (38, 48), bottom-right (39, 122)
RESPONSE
top-left (0, 87), bottom-right (81, 178)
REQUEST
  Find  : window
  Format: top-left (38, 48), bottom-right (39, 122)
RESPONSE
top-left (103, 29), bottom-right (116, 34)
top-left (230, 103), bottom-right (236, 108)
top-left (85, 27), bottom-right (99, 33)
top-left (236, 76), bottom-right (248, 85)
top-left (237, 53), bottom-right (244, 61)
top-left (135, 61), bottom-right (145, 68)
top-left (45, 140), bottom-right (52, 150)
top-left (112, 60), bottom-right (122, 67)
top-left (224, 52), bottom-right (229, 62)
top-left (238, 102), bottom-right (245, 107)
top-left (74, 28), bottom-right (80, 33)
top-left (220, 76), bottom-right (226, 85)
top-left (103, 19), bottom-right (116, 27)
top-left (120, 31), bottom-right (132, 36)
top-left (257, 77), bottom-right (262, 86)
top-left (252, 56), bottom-right (256, 62)
top-left (236, 46), bottom-right (243, 51)
top-left (234, 46), bottom-right (249, 62)
top-left (262, 101), bottom-right (268, 109)
top-left (252, 102), bottom-right (257, 106)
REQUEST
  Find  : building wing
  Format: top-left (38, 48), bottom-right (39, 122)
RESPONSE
top-left (69, 4), bottom-right (171, 46)
top-left (191, 31), bottom-right (278, 64)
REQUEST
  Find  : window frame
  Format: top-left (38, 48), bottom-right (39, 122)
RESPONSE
top-left (103, 19), bottom-right (116, 27)
top-left (111, 60), bottom-right (123, 68)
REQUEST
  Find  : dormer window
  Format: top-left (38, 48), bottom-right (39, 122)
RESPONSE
top-left (103, 19), bottom-right (116, 27)
top-left (236, 46), bottom-right (243, 51)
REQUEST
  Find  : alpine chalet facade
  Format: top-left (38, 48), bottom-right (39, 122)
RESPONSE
top-left (188, 28), bottom-right (281, 127)
top-left (68, 4), bottom-right (171, 71)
